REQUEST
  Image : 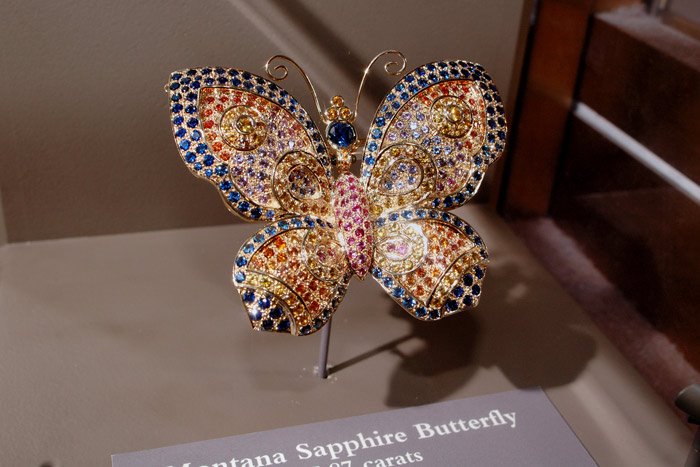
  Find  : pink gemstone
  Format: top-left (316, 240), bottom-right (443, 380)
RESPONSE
top-left (332, 172), bottom-right (374, 279)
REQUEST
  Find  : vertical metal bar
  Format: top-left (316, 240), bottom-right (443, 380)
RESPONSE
top-left (316, 318), bottom-right (332, 379)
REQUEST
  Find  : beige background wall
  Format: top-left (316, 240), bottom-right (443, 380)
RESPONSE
top-left (0, 0), bottom-right (527, 243)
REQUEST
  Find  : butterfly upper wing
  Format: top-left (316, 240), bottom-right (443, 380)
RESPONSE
top-left (167, 68), bottom-right (333, 221)
top-left (365, 61), bottom-right (506, 319)
top-left (360, 60), bottom-right (507, 214)
top-left (233, 216), bottom-right (352, 335)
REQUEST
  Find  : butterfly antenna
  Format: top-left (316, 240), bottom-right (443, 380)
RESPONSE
top-left (353, 50), bottom-right (407, 120)
top-left (265, 55), bottom-right (327, 124)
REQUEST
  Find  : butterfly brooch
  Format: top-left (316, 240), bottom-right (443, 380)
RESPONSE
top-left (166, 50), bottom-right (507, 336)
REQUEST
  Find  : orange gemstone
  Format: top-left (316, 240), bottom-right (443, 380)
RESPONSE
top-left (212, 142), bottom-right (223, 151)
top-left (204, 120), bottom-right (214, 129)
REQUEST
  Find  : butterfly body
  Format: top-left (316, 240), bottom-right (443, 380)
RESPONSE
top-left (167, 54), bottom-right (507, 336)
top-left (332, 171), bottom-right (373, 279)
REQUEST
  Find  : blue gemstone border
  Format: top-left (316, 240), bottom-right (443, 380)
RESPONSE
top-left (166, 67), bottom-right (331, 222)
top-left (360, 60), bottom-right (507, 211)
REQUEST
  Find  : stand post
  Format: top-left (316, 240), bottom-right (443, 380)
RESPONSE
top-left (317, 318), bottom-right (332, 379)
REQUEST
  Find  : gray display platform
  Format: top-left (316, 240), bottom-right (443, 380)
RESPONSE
top-left (0, 206), bottom-right (692, 466)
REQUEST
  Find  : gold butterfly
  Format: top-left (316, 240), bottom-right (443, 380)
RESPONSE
top-left (166, 50), bottom-right (507, 336)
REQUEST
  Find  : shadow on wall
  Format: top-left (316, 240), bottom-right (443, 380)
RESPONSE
top-left (329, 259), bottom-right (597, 407)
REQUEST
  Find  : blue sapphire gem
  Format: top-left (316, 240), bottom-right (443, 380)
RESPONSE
top-left (248, 308), bottom-right (262, 321)
top-left (269, 306), bottom-right (283, 319)
top-left (261, 319), bottom-right (274, 331)
top-left (178, 140), bottom-right (190, 150)
top-left (227, 191), bottom-right (241, 202)
top-left (471, 285), bottom-right (481, 296)
top-left (278, 220), bottom-right (289, 230)
top-left (402, 297), bottom-right (416, 308)
top-left (191, 130), bottom-right (201, 141)
top-left (429, 310), bottom-right (440, 320)
top-left (445, 300), bottom-right (459, 312)
top-left (185, 152), bottom-right (196, 163)
top-left (234, 271), bottom-right (246, 283)
top-left (219, 180), bottom-right (231, 191)
top-left (453, 286), bottom-right (464, 298)
top-left (203, 155), bottom-right (214, 166)
top-left (463, 274), bottom-right (474, 286)
top-left (415, 307), bottom-right (427, 317)
top-left (253, 233), bottom-right (265, 243)
top-left (277, 319), bottom-right (290, 331)
top-left (238, 201), bottom-right (250, 212)
top-left (242, 290), bottom-right (255, 303)
top-left (474, 266), bottom-right (484, 279)
top-left (327, 121), bottom-right (357, 148)
top-left (392, 287), bottom-right (404, 298)
top-left (382, 277), bottom-right (393, 288)
top-left (250, 207), bottom-right (262, 219)
top-left (463, 296), bottom-right (474, 307)
top-left (175, 128), bottom-right (186, 138)
top-left (215, 164), bottom-right (227, 176)
top-left (235, 256), bottom-right (247, 267)
top-left (257, 296), bottom-right (271, 309)
top-left (169, 82), bottom-right (180, 90)
top-left (186, 117), bottom-right (198, 128)
top-left (243, 243), bottom-right (254, 254)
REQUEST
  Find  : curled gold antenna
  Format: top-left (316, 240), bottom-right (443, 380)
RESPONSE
top-left (265, 55), bottom-right (327, 123)
top-left (353, 50), bottom-right (407, 119)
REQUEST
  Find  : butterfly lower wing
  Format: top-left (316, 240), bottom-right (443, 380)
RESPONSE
top-left (371, 208), bottom-right (488, 320)
top-left (233, 216), bottom-right (351, 335)
top-left (167, 68), bottom-right (333, 221)
top-left (361, 61), bottom-right (507, 214)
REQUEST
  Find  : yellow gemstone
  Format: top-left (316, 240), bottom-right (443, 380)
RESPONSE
top-left (236, 115), bottom-right (255, 134)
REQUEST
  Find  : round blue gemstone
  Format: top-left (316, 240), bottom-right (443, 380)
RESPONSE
top-left (327, 121), bottom-right (356, 148)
